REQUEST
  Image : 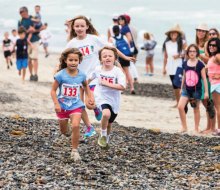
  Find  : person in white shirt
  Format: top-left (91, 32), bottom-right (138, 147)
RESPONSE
top-left (88, 46), bottom-right (126, 148)
top-left (40, 23), bottom-right (52, 57)
top-left (10, 29), bottom-right (19, 58)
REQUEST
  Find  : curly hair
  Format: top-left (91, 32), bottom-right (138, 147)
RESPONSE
top-left (68, 15), bottom-right (99, 41)
top-left (58, 48), bottom-right (83, 71)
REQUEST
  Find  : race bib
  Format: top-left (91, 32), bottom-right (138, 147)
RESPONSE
top-left (61, 83), bottom-right (79, 98)
top-left (79, 45), bottom-right (94, 56)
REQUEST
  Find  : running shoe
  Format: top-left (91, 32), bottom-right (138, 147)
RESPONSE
top-left (98, 136), bottom-right (107, 147)
top-left (84, 125), bottom-right (96, 138)
top-left (94, 107), bottom-right (102, 121)
top-left (70, 150), bottom-right (81, 162)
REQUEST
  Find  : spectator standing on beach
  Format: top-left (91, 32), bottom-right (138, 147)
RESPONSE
top-left (88, 46), bottom-right (126, 148)
top-left (107, 15), bottom-right (119, 42)
top-left (51, 48), bottom-right (94, 161)
top-left (14, 27), bottom-right (28, 83)
top-left (40, 23), bottom-right (52, 58)
top-left (66, 15), bottom-right (135, 138)
top-left (109, 25), bottom-right (135, 94)
top-left (18, 6), bottom-right (44, 82)
top-left (141, 32), bottom-right (157, 76)
top-left (195, 24), bottom-right (216, 134)
top-left (118, 15), bottom-right (138, 82)
top-left (162, 24), bottom-right (186, 108)
top-left (2, 32), bottom-right (13, 69)
top-left (178, 44), bottom-right (208, 134)
top-left (207, 38), bottom-right (220, 136)
top-left (10, 29), bottom-right (19, 59)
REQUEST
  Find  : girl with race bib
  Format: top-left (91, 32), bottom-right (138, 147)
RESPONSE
top-left (88, 46), bottom-right (126, 148)
top-left (66, 15), bottom-right (135, 138)
top-left (51, 48), bottom-right (94, 161)
top-left (178, 44), bottom-right (208, 133)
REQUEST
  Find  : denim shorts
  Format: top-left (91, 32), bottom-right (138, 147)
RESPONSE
top-left (181, 89), bottom-right (202, 100)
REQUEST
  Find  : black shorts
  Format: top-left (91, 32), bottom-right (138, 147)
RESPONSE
top-left (118, 57), bottom-right (130, 67)
top-left (101, 104), bottom-right (117, 123)
top-left (4, 51), bottom-right (11, 58)
top-left (169, 75), bottom-right (179, 89)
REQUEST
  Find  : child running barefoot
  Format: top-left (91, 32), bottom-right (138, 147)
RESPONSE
top-left (51, 48), bottom-right (94, 161)
top-left (65, 15), bottom-right (135, 138)
top-left (178, 44), bottom-right (208, 133)
top-left (88, 46), bottom-right (126, 148)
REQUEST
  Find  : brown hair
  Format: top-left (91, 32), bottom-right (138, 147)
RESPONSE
top-left (18, 26), bottom-right (26, 34)
top-left (186, 44), bottom-right (200, 57)
top-left (209, 28), bottom-right (220, 38)
top-left (68, 15), bottom-right (99, 41)
top-left (58, 48), bottom-right (83, 71)
top-left (195, 30), bottom-right (209, 48)
top-left (98, 46), bottom-right (118, 61)
top-left (144, 32), bottom-right (151, 40)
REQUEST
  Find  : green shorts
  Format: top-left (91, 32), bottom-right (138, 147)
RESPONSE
top-left (201, 77), bottom-right (212, 100)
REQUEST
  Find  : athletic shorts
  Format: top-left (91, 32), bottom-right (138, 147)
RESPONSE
top-left (101, 104), bottom-right (117, 123)
top-left (169, 75), bottom-right (179, 89)
top-left (118, 57), bottom-right (130, 67)
top-left (16, 59), bottom-right (28, 70)
top-left (56, 107), bottom-right (83, 120)
top-left (211, 83), bottom-right (220, 94)
top-left (4, 50), bottom-right (11, 58)
top-left (28, 41), bottom-right (39, 59)
top-left (43, 42), bottom-right (48, 48)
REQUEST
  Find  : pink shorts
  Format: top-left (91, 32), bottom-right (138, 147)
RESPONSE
top-left (56, 107), bottom-right (83, 120)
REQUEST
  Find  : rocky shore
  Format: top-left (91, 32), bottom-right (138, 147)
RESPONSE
top-left (1, 116), bottom-right (220, 189)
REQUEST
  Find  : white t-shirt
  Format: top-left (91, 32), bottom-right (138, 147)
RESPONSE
top-left (10, 35), bottom-right (19, 45)
top-left (65, 34), bottom-right (110, 85)
top-left (165, 40), bottom-right (184, 75)
top-left (89, 65), bottom-right (126, 114)
top-left (40, 29), bottom-right (52, 43)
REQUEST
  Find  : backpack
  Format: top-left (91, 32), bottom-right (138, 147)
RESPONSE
top-left (114, 35), bottom-right (131, 56)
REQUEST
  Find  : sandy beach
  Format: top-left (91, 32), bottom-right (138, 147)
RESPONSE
top-left (0, 49), bottom-right (209, 135)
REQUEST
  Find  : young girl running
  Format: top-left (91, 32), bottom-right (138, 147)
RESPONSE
top-left (178, 44), bottom-right (208, 133)
top-left (51, 48), bottom-right (94, 161)
top-left (2, 32), bottom-right (13, 69)
top-left (88, 46), bottom-right (126, 148)
top-left (65, 15), bottom-right (135, 138)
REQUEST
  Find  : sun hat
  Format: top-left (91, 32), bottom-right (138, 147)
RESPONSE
top-left (165, 24), bottom-right (183, 36)
top-left (112, 14), bottom-right (118, 21)
top-left (196, 23), bottom-right (209, 31)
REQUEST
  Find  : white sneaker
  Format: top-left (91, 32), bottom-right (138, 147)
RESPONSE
top-left (70, 150), bottom-right (81, 162)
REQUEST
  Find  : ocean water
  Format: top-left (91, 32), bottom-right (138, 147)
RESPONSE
top-left (0, 0), bottom-right (220, 65)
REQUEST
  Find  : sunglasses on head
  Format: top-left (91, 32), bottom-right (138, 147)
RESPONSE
top-left (209, 32), bottom-right (217, 36)
top-left (196, 29), bottom-right (206, 33)
top-left (209, 44), bottom-right (217, 47)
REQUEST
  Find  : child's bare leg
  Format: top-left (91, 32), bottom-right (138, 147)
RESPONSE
top-left (58, 119), bottom-right (69, 135)
top-left (193, 101), bottom-right (200, 133)
top-left (22, 68), bottom-right (26, 81)
top-left (101, 109), bottom-right (111, 131)
top-left (70, 114), bottom-right (81, 149)
top-left (178, 96), bottom-right (188, 132)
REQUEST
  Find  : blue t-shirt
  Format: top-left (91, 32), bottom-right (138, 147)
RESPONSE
top-left (18, 16), bottom-right (40, 43)
top-left (54, 69), bottom-right (86, 110)
top-left (183, 60), bottom-right (205, 92)
top-left (120, 25), bottom-right (135, 48)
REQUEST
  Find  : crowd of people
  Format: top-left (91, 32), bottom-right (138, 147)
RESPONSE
top-left (2, 6), bottom-right (220, 161)
top-left (2, 5), bottom-right (52, 82)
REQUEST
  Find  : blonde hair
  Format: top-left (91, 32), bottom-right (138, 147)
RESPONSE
top-left (58, 48), bottom-right (83, 71)
top-left (144, 32), bottom-right (151, 40)
top-left (68, 15), bottom-right (99, 41)
top-left (98, 46), bottom-right (118, 61)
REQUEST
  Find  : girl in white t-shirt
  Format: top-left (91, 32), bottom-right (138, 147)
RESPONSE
top-left (88, 46), bottom-right (126, 148)
top-left (66, 15), bottom-right (135, 138)
top-left (162, 24), bottom-right (186, 108)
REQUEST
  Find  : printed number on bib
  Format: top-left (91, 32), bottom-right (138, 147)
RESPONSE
top-left (185, 70), bottom-right (198, 87)
top-left (79, 45), bottom-right (94, 56)
top-left (61, 84), bottom-right (79, 98)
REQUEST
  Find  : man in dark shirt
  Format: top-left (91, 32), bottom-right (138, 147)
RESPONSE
top-left (18, 6), bottom-right (44, 81)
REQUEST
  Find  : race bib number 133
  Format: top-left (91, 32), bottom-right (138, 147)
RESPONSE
top-left (61, 83), bottom-right (79, 98)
